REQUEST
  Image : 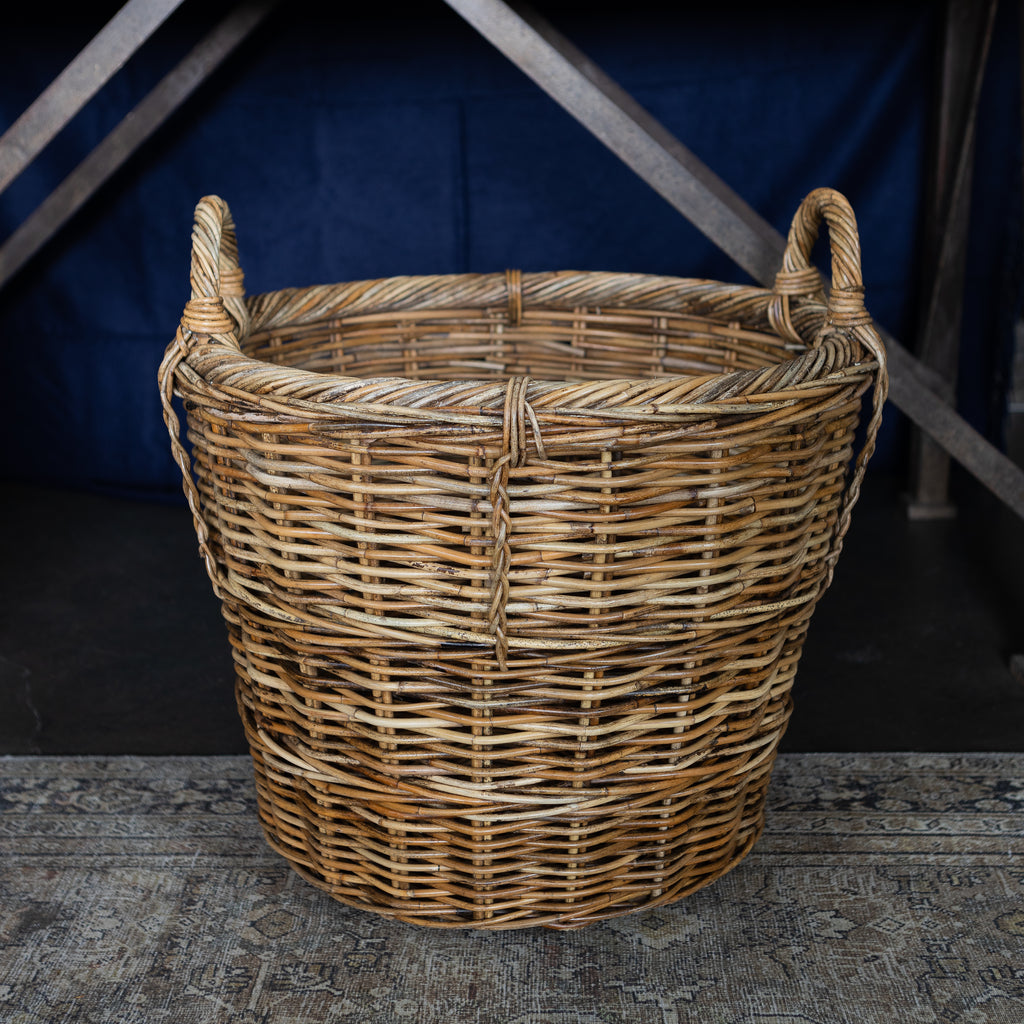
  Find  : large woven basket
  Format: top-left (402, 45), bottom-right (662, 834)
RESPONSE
top-left (160, 187), bottom-right (887, 930)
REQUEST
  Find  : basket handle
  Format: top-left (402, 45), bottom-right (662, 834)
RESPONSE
top-left (180, 195), bottom-right (249, 345)
top-left (158, 194), bottom-right (252, 597)
top-left (772, 189), bottom-right (889, 588)
top-left (769, 187), bottom-right (873, 345)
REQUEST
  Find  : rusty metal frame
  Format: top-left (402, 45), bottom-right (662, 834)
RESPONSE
top-left (0, 0), bottom-right (186, 195)
top-left (0, 1), bottom-right (275, 289)
top-left (1, 0), bottom-right (1021, 520)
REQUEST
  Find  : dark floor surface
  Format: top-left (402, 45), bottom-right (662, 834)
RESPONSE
top-left (1, 468), bottom-right (1022, 754)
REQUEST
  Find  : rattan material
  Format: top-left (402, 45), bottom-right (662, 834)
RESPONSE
top-left (160, 188), bottom-right (887, 930)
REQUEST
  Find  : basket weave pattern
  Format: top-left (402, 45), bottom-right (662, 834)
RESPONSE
top-left (160, 188), bottom-right (886, 929)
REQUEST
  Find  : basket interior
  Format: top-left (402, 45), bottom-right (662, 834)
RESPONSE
top-left (243, 304), bottom-right (805, 383)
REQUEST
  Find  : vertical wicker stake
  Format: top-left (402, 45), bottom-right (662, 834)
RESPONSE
top-left (161, 188), bottom-right (886, 929)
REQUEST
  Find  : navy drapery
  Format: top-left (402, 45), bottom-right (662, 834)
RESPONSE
top-left (0, 1), bottom-right (1020, 500)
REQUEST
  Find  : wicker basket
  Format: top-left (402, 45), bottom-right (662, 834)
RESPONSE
top-left (160, 187), bottom-right (886, 930)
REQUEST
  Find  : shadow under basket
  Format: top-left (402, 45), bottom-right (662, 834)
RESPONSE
top-left (160, 188), bottom-right (887, 929)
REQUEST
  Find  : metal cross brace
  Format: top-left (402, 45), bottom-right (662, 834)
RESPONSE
top-left (0, 1), bottom-right (275, 286)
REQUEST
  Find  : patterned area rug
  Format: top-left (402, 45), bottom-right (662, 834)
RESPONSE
top-left (1, 754), bottom-right (1022, 1024)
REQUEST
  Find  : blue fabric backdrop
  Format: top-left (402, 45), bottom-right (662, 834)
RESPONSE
top-left (1, 1), bottom-right (1020, 500)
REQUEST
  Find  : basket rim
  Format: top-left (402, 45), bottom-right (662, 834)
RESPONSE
top-left (177, 269), bottom-right (878, 419)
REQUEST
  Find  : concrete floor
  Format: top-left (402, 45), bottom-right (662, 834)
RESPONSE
top-left (1, 469), bottom-right (1022, 754)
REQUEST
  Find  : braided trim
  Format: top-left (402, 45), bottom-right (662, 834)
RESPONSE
top-left (487, 377), bottom-right (544, 670)
top-left (157, 329), bottom-right (223, 597)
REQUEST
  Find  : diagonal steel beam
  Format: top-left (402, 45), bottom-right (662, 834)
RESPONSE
top-left (0, 2), bottom-right (276, 290)
top-left (0, 0), bottom-right (188, 196)
top-left (443, 0), bottom-right (1024, 520)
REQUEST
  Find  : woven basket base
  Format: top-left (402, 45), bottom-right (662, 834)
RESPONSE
top-left (237, 695), bottom-right (782, 931)
top-left (271, 814), bottom-right (765, 931)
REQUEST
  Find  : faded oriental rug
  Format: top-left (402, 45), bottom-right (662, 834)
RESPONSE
top-left (1, 753), bottom-right (1022, 1024)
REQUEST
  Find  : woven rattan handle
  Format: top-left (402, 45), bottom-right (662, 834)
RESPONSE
top-left (774, 189), bottom-right (889, 588)
top-left (769, 188), bottom-right (872, 345)
top-left (158, 194), bottom-right (253, 597)
top-left (180, 195), bottom-right (249, 345)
